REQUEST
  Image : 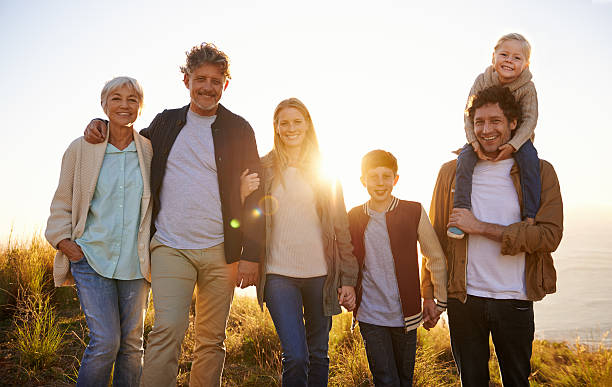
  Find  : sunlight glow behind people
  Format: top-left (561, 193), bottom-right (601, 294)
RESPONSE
top-left (0, 0), bottom-right (611, 242)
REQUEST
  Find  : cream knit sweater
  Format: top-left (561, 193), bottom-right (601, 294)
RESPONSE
top-left (265, 167), bottom-right (328, 278)
top-left (45, 132), bottom-right (153, 286)
top-left (465, 65), bottom-right (538, 152)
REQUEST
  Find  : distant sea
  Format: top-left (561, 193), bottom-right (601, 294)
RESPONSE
top-left (534, 208), bottom-right (612, 348)
top-left (236, 208), bottom-right (612, 348)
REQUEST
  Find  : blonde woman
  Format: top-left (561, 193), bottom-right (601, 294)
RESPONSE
top-left (45, 77), bottom-right (152, 386)
top-left (243, 98), bottom-right (358, 386)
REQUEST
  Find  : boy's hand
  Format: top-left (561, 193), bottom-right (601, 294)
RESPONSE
top-left (337, 286), bottom-right (356, 311)
top-left (494, 143), bottom-right (515, 162)
top-left (240, 169), bottom-right (260, 205)
top-left (472, 142), bottom-right (491, 161)
top-left (84, 119), bottom-right (107, 144)
top-left (422, 299), bottom-right (441, 330)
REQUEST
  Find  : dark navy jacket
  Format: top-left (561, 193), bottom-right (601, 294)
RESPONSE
top-left (140, 103), bottom-right (264, 263)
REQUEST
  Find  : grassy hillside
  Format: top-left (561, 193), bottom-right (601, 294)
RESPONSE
top-left (1, 234), bottom-right (611, 386)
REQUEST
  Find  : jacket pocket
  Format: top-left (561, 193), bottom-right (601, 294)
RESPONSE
top-left (542, 254), bottom-right (557, 294)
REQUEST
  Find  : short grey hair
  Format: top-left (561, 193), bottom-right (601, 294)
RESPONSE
top-left (494, 33), bottom-right (532, 62)
top-left (100, 76), bottom-right (144, 115)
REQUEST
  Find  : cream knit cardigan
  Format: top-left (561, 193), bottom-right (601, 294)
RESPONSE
top-left (45, 131), bottom-right (153, 286)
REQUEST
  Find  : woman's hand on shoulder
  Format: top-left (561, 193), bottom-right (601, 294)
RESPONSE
top-left (240, 169), bottom-right (260, 205)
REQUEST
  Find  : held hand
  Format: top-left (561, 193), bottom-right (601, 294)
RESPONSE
top-left (57, 239), bottom-right (84, 262)
top-left (240, 169), bottom-right (260, 205)
top-left (493, 143), bottom-right (515, 162)
top-left (84, 119), bottom-right (107, 144)
top-left (422, 299), bottom-right (441, 331)
top-left (236, 260), bottom-right (259, 289)
top-left (337, 286), bottom-right (356, 311)
top-left (448, 208), bottom-right (482, 235)
top-left (472, 142), bottom-right (491, 161)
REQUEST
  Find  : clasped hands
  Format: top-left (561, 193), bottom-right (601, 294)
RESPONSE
top-left (422, 299), bottom-right (442, 330)
top-left (337, 286), bottom-right (356, 311)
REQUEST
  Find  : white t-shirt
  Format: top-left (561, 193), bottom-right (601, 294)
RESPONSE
top-left (154, 110), bottom-right (224, 249)
top-left (466, 159), bottom-right (527, 300)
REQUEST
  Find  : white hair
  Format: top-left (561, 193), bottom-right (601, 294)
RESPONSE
top-left (100, 76), bottom-right (144, 115)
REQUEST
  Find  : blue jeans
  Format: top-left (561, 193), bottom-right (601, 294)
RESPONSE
top-left (70, 257), bottom-right (150, 387)
top-left (264, 274), bottom-right (332, 387)
top-left (454, 141), bottom-right (541, 219)
top-left (359, 322), bottom-right (417, 387)
top-left (447, 296), bottom-right (534, 387)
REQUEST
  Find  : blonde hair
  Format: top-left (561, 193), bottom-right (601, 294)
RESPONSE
top-left (494, 33), bottom-right (532, 62)
top-left (271, 98), bottom-right (321, 179)
top-left (100, 76), bottom-right (144, 115)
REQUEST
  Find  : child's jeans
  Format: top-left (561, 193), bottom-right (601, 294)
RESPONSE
top-left (454, 141), bottom-right (541, 219)
top-left (359, 322), bottom-right (417, 387)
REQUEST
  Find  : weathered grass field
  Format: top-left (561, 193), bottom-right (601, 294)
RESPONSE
top-left (1, 234), bottom-right (611, 386)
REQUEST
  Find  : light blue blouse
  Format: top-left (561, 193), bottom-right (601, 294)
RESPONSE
top-left (76, 142), bottom-right (143, 280)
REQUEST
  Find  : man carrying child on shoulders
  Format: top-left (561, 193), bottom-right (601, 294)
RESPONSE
top-left (424, 85), bottom-right (563, 386)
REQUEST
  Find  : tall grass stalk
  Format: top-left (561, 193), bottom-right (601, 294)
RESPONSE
top-left (2, 234), bottom-right (612, 386)
top-left (1, 233), bottom-right (65, 372)
top-left (12, 287), bottom-right (65, 370)
top-left (0, 231), bottom-right (55, 317)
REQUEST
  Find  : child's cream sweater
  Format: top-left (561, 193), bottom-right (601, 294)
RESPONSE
top-left (465, 65), bottom-right (538, 152)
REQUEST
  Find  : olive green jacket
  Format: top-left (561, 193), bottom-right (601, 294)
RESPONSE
top-left (422, 159), bottom-right (563, 302)
top-left (256, 152), bottom-right (358, 316)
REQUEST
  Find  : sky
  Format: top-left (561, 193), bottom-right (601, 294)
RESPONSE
top-left (1, 0), bottom-right (611, 242)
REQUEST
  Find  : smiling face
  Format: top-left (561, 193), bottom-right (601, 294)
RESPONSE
top-left (492, 39), bottom-right (529, 85)
top-left (361, 166), bottom-right (399, 209)
top-left (276, 107), bottom-right (308, 150)
top-left (473, 102), bottom-right (517, 157)
top-left (183, 63), bottom-right (228, 116)
top-left (105, 85), bottom-right (140, 127)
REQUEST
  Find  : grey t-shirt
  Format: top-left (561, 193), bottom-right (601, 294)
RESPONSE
top-left (357, 209), bottom-right (404, 327)
top-left (154, 110), bottom-right (224, 249)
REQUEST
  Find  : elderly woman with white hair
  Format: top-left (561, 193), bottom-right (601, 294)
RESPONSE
top-left (45, 76), bottom-right (153, 386)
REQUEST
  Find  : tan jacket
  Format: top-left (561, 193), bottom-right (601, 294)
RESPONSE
top-left (421, 159), bottom-right (563, 302)
top-left (256, 152), bottom-right (359, 316)
top-left (465, 66), bottom-right (538, 151)
top-left (45, 132), bottom-right (153, 286)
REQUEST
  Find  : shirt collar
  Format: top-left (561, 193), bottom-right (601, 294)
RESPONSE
top-left (106, 141), bottom-right (136, 154)
top-left (363, 196), bottom-right (399, 216)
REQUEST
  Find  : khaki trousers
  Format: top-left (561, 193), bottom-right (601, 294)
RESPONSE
top-left (143, 238), bottom-right (238, 387)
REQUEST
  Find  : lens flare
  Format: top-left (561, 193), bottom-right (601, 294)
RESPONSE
top-left (259, 195), bottom-right (279, 216)
top-left (230, 219), bottom-right (241, 229)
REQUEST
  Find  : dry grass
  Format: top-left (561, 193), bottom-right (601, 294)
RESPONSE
top-left (1, 233), bottom-right (611, 386)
